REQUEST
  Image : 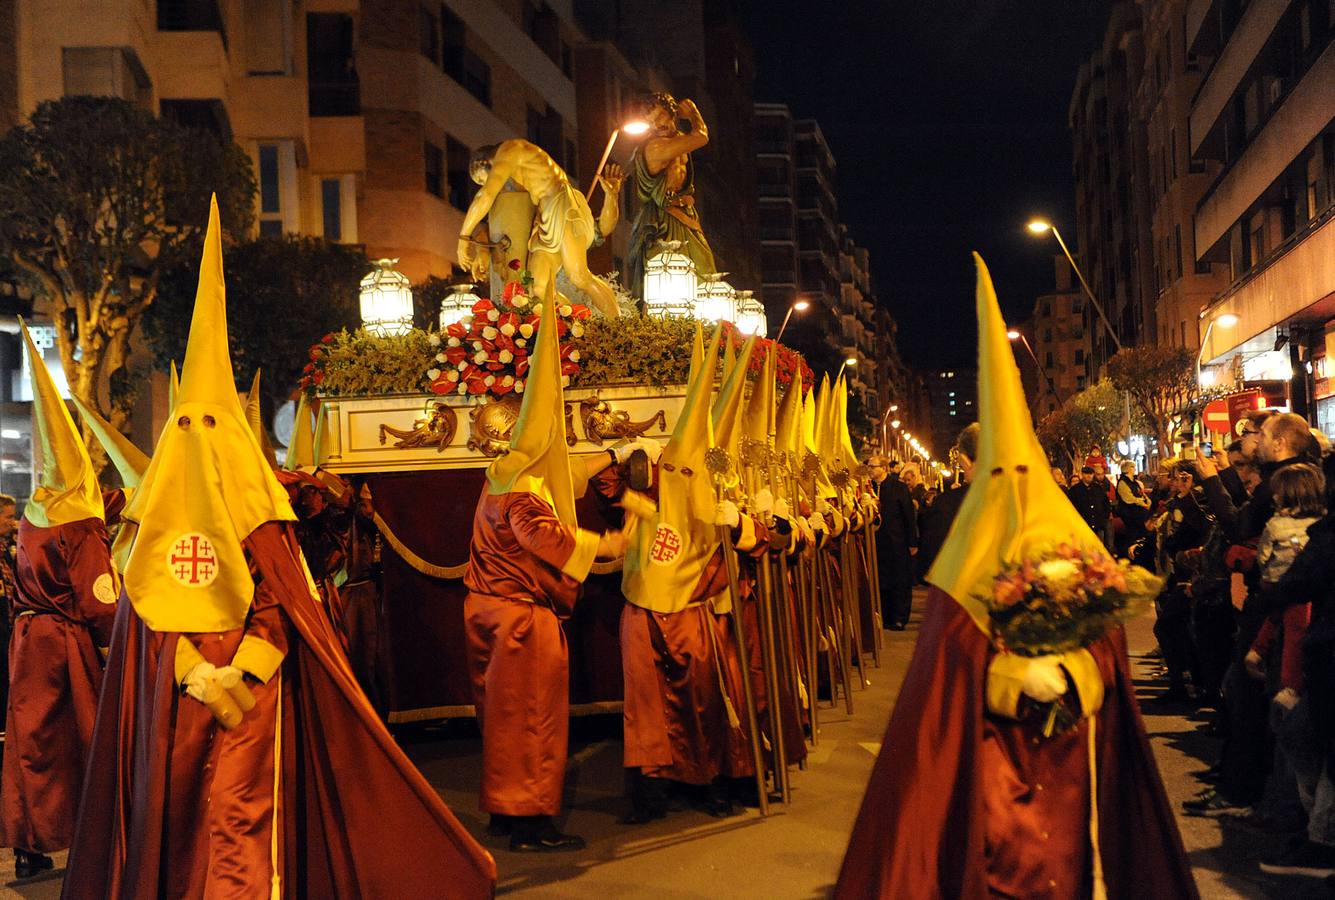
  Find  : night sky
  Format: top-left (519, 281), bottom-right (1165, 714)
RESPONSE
top-left (739, 1), bottom-right (1110, 368)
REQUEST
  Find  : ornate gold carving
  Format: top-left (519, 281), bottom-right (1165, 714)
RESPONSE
top-left (378, 401), bottom-right (458, 452)
top-left (578, 396), bottom-right (667, 446)
top-left (467, 396), bottom-right (522, 457)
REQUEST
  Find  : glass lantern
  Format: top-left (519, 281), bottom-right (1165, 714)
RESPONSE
top-left (733, 290), bottom-right (767, 337)
top-left (359, 258), bottom-right (414, 337)
top-left (694, 272), bottom-right (735, 323)
top-left (440, 282), bottom-right (480, 329)
top-left (643, 241), bottom-right (697, 318)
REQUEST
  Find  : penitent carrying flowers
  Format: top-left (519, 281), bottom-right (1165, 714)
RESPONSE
top-left (977, 542), bottom-right (1162, 735)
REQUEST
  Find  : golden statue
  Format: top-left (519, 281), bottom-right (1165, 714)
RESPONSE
top-left (628, 92), bottom-right (716, 296)
top-left (456, 139), bottom-right (624, 317)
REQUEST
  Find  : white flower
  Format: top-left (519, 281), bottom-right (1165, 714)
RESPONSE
top-left (456, 360), bottom-right (468, 371)
top-left (1037, 559), bottom-right (1081, 587)
top-left (559, 304), bottom-right (573, 317)
top-left (487, 309), bottom-right (500, 322)
top-left (427, 334), bottom-right (441, 347)
top-left (519, 323), bottom-right (534, 339)
top-left (426, 367), bottom-right (441, 380)
top-left (484, 374), bottom-right (495, 387)
top-left (569, 350), bottom-right (581, 362)
top-left (561, 374), bottom-right (570, 387)
top-left (502, 375), bottom-right (514, 385)
top-left (511, 293), bottom-right (529, 307)
top-left (532, 303), bottom-right (543, 317)
top-left (571, 324), bottom-right (584, 338)
top-left (515, 338), bottom-right (527, 348)
top-left (482, 325), bottom-right (498, 340)
top-left (447, 336), bottom-right (461, 347)
top-left (460, 315), bottom-right (473, 327)
top-left (445, 369), bottom-right (459, 381)
top-left (435, 352), bottom-right (447, 363)
top-left (472, 340), bottom-right (484, 351)
top-left (473, 350), bottom-right (488, 365)
top-left (499, 349), bottom-right (513, 363)
top-left (456, 383), bottom-right (467, 394)
top-left (515, 380), bottom-right (526, 394)
top-left (500, 323), bottom-right (516, 337)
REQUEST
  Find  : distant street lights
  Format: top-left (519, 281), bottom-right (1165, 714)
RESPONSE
top-left (1006, 328), bottom-right (1062, 407)
top-left (1195, 312), bottom-right (1240, 387)
top-left (774, 297), bottom-right (810, 342)
top-left (586, 118), bottom-right (651, 201)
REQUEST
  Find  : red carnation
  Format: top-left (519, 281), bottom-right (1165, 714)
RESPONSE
top-left (492, 381), bottom-right (514, 396)
top-left (508, 258), bottom-right (522, 271)
top-left (472, 298), bottom-right (495, 314)
top-left (516, 358), bottom-right (530, 378)
top-left (502, 281), bottom-right (527, 302)
top-left (321, 333), bottom-right (335, 344)
top-left (446, 322), bottom-right (467, 339)
top-left (569, 304), bottom-right (591, 320)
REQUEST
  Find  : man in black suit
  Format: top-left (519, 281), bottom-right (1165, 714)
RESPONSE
top-left (1068, 465), bottom-right (1112, 541)
top-left (868, 455), bottom-right (917, 630)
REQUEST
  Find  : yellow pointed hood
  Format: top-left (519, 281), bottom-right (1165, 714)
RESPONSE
top-left (775, 374), bottom-right (803, 463)
top-left (123, 195), bottom-right (295, 633)
top-left (711, 332), bottom-right (757, 466)
top-left (168, 360), bottom-right (179, 411)
top-left (283, 393), bottom-right (315, 471)
top-left (834, 375), bottom-right (860, 473)
top-left (19, 320), bottom-right (104, 527)
top-left (245, 369), bottom-right (278, 467)
top-left (484, 281), bottom-right (577, 525)
top-left (70, 395), bottom-right (150, 490)
top-left (811, 375), bottom-right (839, 500)
top-left (800, 385), bottom-right (834, 501)
top-left (741, 343), bottom-right (776, 496)
top-left (686, 321), bottom-right (705, 385)
top-left (622, 323), bottom-right (723, 614)
top-left (721, 328), bottom-right (738, 380)
top-left (928, 254), bottom-right (1104, 630)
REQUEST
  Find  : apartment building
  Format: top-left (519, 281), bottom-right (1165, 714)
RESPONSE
top-left (1027, 255), bottom-right (1093, 419)
top-left (1189, 0), bottom-right (1335, 434)
top-left (923, 367), bottom-right (977, 466)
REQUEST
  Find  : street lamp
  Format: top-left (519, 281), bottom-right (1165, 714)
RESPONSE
top-left (1006, 328), bottom-right (1062, 407)
top-left (1026, 218), bottom-right (1121, 353)
top-left (1196, 312), bottom-right (1240, 387)
top-left (586, 118), bottom-right (651, 201)
top-left (774, 297), bottom-right (810, 342)
top-left (835, 355), bottom-right (858, 382)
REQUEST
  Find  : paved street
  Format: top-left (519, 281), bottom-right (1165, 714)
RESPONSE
top-left (4, 587), bottom-right (1332, 898)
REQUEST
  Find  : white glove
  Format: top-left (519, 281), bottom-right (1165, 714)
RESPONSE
top-left (1273, 687), bottom-right (1299, 712)
top-left (808, 512), bottom-right (827, 533)
top-left (773, 498), bottom-right (791, 521)
top-left (182, 661), bottom-right (218, 702)
top-left (817, 498), bottom-right (833, 517)
top-left (713, 499), bottom-right (741, 528)
top-left (613, 437), bottom-right (664, 465)
top-left (753, 488), bottom-right (774, 516)
top-left (1020, 656), bottom-right (1069, 704)
top-left (860, 493), bottom-right (877, 512)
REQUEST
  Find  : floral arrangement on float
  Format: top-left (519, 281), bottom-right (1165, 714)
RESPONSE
top-left (301, 316), bottom-right (814, 403)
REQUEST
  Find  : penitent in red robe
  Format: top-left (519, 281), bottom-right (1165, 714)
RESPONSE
top-left (1, 493), bottom-right (122, 854)
top-left (463, 488), bottom-right (592, 817)
top-left (834, 587), bottom-right (1198, 899)
top-left (62, 522), bottom-right (496, 899)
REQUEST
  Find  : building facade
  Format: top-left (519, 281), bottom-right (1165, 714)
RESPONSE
top-left (1189, 0), bottom-right (1335, 435)
top-left (1027, 255), bottom-right (1094, 420)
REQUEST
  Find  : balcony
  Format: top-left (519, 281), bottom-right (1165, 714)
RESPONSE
top-left (309, 80), bottom-right (360, 117)
top-left (1189, 0), bottom-right (1288, 155)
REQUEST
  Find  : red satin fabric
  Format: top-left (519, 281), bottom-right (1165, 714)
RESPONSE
top-left (463, 489), bottom-right (581, 616)
top-left (1, 516), bottom-right (115, 853)
top-left (63, 522), bottom-right (496, 899)
top-left (833, 588), bottom-right (1198, 899)
top-left (465, 594), bottom-right (569, 815)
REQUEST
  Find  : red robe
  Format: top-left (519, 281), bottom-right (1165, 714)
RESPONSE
top-left (1, 509), bottom-right (118, 854)
top-left (463, 488), bottom-right (588, 817)
top-left (833, 588), bottom-right (1198, 899)
top-left (62, 522), bottom-right (495, 899)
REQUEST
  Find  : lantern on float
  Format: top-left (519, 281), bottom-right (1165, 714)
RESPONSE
top-left (694, 272), bottom-right (735, 323)
top-left (643, 241), bottom-right (697, 318)
top-left (359, 258), bottom-right (414, 336)
top-left (439, 282), bottom-right (480, 329)
top-left (734, 289), bottom-right (767, 336)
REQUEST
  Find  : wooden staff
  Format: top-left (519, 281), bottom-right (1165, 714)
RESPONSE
top-left (705, 446), bottom-right (769, 816)
top-left (757, 556), bottom-right (790, 802)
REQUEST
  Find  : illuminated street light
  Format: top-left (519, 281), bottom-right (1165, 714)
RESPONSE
top-left (890, 419), bottom-right (901, 429)
top-left (1026, 217), bottom-right (1121, 352)
top-left (1006, 328), bottom-right (1061, 406)
top-left (1196, 311), bottom-right (1240, 387)
top-left (835, 355), bottom-right (859, 381)
top-left (586, 118), bottom-right (652, 201)
top-left (774, 296), bottom-right (811, 342)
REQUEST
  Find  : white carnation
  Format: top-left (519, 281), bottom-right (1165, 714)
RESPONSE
top-left (426, 368), bottom-right (441, 380)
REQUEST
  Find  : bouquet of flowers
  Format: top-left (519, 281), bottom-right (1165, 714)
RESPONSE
top-left (428, 266), bottom-right (591, 399)
top-left (979, 543), bottom-right (1161, 734)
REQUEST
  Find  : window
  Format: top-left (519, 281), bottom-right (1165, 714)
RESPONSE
top-left (1174, 224), bottom-right (1183, 279)
top-left (565, 140), bottom-right (577, 175)
top-left (307, 13), bottom-right (359, 115)
top-left (446, 137), bottom-right (473, 210)
top-left (255, 141), bottom-right (297, 236)
top-left (419, 3), bottom-right (440, 65)
top-left (245, 0), bottom-right (292, 74)
top-left (1074, 349), bottom-right (1085, 365)
top-left (424, 142), bottom-right (444, 198)
top-left (1044, 352), bottom-right (1054, 368)
top-left (321, 179), bottom-right (342, 241)
top-left (527, 106), bottom-right (543, 146)
top-left (441, 6), bottom-right (491, 106)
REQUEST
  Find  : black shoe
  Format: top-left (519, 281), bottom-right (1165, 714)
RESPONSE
top-left (888, 621), bottom-right (908, 631)
top-left (620, 775), bottom-right (668, 825)
top-left (1182, 787), bottom-right (1252, 818)
top-left (1258, 840), bottom-right (1335, 877)
top-left (509, 816), bottom-right (586, 853)
top-left (700, 780), bottom-right (736, 818)
top-left (14, 849), bottom-right (53, 879)
top-left (486, 814), bottom-right (513, 837)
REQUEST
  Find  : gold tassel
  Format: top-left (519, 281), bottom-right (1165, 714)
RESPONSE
top-left (724, 694), bottom-right (741, 730)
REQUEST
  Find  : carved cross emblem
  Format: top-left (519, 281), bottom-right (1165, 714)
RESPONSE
top-left (166, 533), bottom-right (219, 588)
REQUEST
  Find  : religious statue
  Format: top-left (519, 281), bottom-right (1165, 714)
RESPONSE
top-left (456, 139), bottom-right (624, 318)
top-left (628, 92), bottom-right (716, 297)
